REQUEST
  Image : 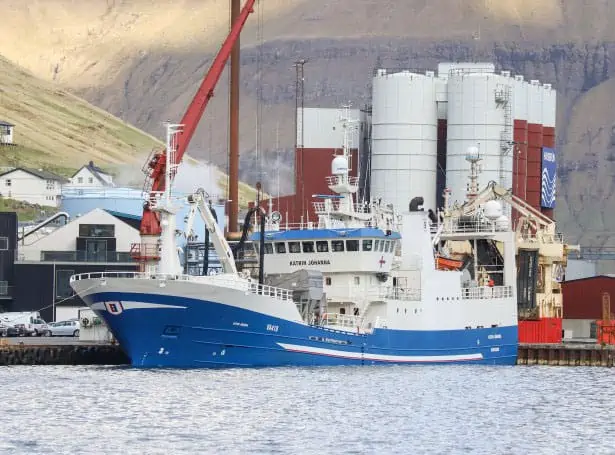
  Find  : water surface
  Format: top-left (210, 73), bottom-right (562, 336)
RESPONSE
top-left (0, 365), bottom-right (613, 454)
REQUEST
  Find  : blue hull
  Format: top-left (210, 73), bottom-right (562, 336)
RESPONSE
top-left (83, 291), bottom-right (518, 368)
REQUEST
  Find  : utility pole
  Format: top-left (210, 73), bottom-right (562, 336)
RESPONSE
top-left (228, 0), bottom-right (241, 235)
top-left (294, 59), bottom-right (307, 217)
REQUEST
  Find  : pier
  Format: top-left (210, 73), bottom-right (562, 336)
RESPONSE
top-left (517, 343), bottom-right (615, 367)
top-left (1, 339), bottom-right (614, 367)
top-left (0, 338), bottom-right (128, 366)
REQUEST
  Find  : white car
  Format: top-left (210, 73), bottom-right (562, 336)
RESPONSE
top-left (43, 319), bottom-right (80, 337)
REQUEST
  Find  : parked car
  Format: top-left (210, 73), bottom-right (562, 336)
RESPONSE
top-left (43, 319), bottom-right (80, 337)
top-left (0, 322), bottom-right (21, 337)
top-left (0, 312), bottom-right (48, 336)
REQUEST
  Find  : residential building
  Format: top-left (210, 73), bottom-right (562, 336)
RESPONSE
top-left (68, 161), bottom-right (115, 187)
top-left (0, 167), bottom-right (67, 207)
top-left (8, 208), bottom-right (139, 321)
top-left (0, 121), bottom-right (14, 145)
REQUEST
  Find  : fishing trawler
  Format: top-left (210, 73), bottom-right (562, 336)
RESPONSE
top-left (69, 121), bottom-right (518, 368)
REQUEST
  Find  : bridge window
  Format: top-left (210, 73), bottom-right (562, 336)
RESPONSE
top-left (384, 241), bottom-right (391, 253)
top-left (275, 242), bottom-right (286, 253)
top-left (374, 240), bottom-right (380, 251)
top-left (354, 276), bottom-right (360, 285)
top-left (302, 241), bottom-right (315, 253)
top-left (331, 240), bottom-right (344, 252)
top-left (325, 277), bottom-right (332, 285)
top-left (362, 239), bottom-right (373, 251)
top-left (346, 240), bottom-right (359, 252)
top-left (316, 241), bottom-right (329, 252)
top-left (288, 242), bottom-right (301, 253)
top-left (264, 243), bottom-right (273, 254)
top-left (379, 240), bottom-right (385, 252)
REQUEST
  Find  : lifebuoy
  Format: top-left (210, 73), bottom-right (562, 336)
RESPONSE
top-left (81, 318), bottom-right (90, 327)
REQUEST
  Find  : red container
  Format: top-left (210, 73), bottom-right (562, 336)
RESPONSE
top-left (518, 317), bottom-right (562, 344)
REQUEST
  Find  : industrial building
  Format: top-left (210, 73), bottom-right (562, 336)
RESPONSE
top-left (258, 62), bottom-right (557, 226)
top-left (562, 276), bottom-right (615, 340)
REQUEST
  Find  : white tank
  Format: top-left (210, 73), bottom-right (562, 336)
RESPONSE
top-left (496, 215), bottom-right (509, 231)
top-left (445, 72), bottom-right (513, 205)
top-left (484, 200), bottom-right (503, 220)
top-left (512, 75), bottom-right (528, 121)
top-left (331, 155), bottom-right (349, 175)
top-left (527, 80), bottom-right (542, 125)
top-left (371, 70), bottom-right (438, 212)
top-left (541, 83), bottom-right (556, 128)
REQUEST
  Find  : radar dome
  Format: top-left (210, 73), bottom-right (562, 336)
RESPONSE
top-left (496, 215), bottom-right (509, 231)
top-left (484, 200), bottom-right (502, 220)
top-left (331, 155), bottom-right (349, 175)
top-left (465, 146), bottom-right (480, 162)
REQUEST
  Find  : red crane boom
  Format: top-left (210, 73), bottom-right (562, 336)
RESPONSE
top-left (140, 0), bottom-right (256, 236)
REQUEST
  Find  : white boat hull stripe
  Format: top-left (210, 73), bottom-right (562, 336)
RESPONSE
top-left (277, 343), bottom-right (483, 362)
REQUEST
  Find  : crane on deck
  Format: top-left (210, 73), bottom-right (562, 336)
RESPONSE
top-left (131, 0), bottom-right (257, 266)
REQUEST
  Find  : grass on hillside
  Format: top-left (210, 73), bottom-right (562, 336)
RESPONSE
top-left (0, 197), bottom-right (57, 222)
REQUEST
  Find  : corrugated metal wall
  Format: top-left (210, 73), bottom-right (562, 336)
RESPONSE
top-left (562, 276), bottom-right (615, 320)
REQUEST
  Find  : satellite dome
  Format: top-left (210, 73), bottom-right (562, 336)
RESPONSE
top-left (484, 200), bottom-right (502, 220)
top-left (465, 146), bottom-right (480, 162)
top-left (331, 155), bottom-right (349, 175)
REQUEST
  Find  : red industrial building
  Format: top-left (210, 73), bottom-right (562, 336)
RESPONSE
top-left (562, 276), bottom-right (615, 343)
top-left (256, 107), bottom-right (367, 226)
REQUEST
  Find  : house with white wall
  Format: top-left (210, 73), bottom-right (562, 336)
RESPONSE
top-left (0, 167), bottom-right (67, 207)
top-left (0, 121), bottom-right (14, 145)
top-left (68, 161), bottom-right (115, 187)
top-left (18, 208), bottom-right (140, 261)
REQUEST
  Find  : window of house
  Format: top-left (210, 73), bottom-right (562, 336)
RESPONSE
top-left (88, 177), bottom-right (94, 184)
top-left (362, 239), bottom-right (373, 251)
top-left (275, 242), bottom-right (286, 254)
top-left (325, 277), bottom-right (332, 285)
top-left (288, 242), bottom-right (301, 253)
top-left (331, 240), bottom-right (344, 252)
top-left (264, 243), bottom-right (273, 254)
top-left (5, 179), bottom-right (11, 187)
top-left (77, 177), bottom-right (83, 183)
top-left (316, 241), bottom-right (328, 252)
top-left (354, 276), bottom-right (360, 285)
top-left (0, 237), bottom-right (8, 250)
top-left (346, 240), bottom-right (359, 252)
top-left (46, 180), bottom-right (54, 190)
top-left (55, 269), bottom-right (75, 299)
top-left (78, 224), bottom-right (115, 237)
top-left (302, 241), bottom-right (315, 253)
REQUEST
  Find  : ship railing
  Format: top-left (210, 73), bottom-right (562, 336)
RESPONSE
top-left (517, 232), bottom-right (565, 244)
top-left (325, 175), bottom-right (359, 187)
top-left (461, 285), bottom-right (513, 300)
top-left (312, 201), bottom-right (373, 215)
top-left (320, 312), bottom-right (363, 329)
top-left (69, 271), bottom-right (294, 301)
top-left (429, 220), bottom-right (504, 235)
top-left (370, 286), bottom-right (422, 301)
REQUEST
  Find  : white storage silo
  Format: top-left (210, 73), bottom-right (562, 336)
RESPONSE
top-left (541, 84), bottom-right (557, 128)
top-left (527, 80), bottom-right (543, 125)
top-left (371, 70), bottom-right (438, 212)
top-left (445, 71), bottom-right (514, 205)
top-left (512, 75), bottom-right (528, 122)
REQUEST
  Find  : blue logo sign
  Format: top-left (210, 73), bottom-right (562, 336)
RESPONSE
top-left (541, 147), bottom-right (557, 209)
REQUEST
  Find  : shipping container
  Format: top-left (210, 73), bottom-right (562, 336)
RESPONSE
top-left (518, 317), bottom-right (562, 344)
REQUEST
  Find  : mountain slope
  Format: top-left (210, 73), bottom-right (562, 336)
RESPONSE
top-left (3, 0), bottom-right (615, 244)
top-left (0, 55), bottom-right (162, 175)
